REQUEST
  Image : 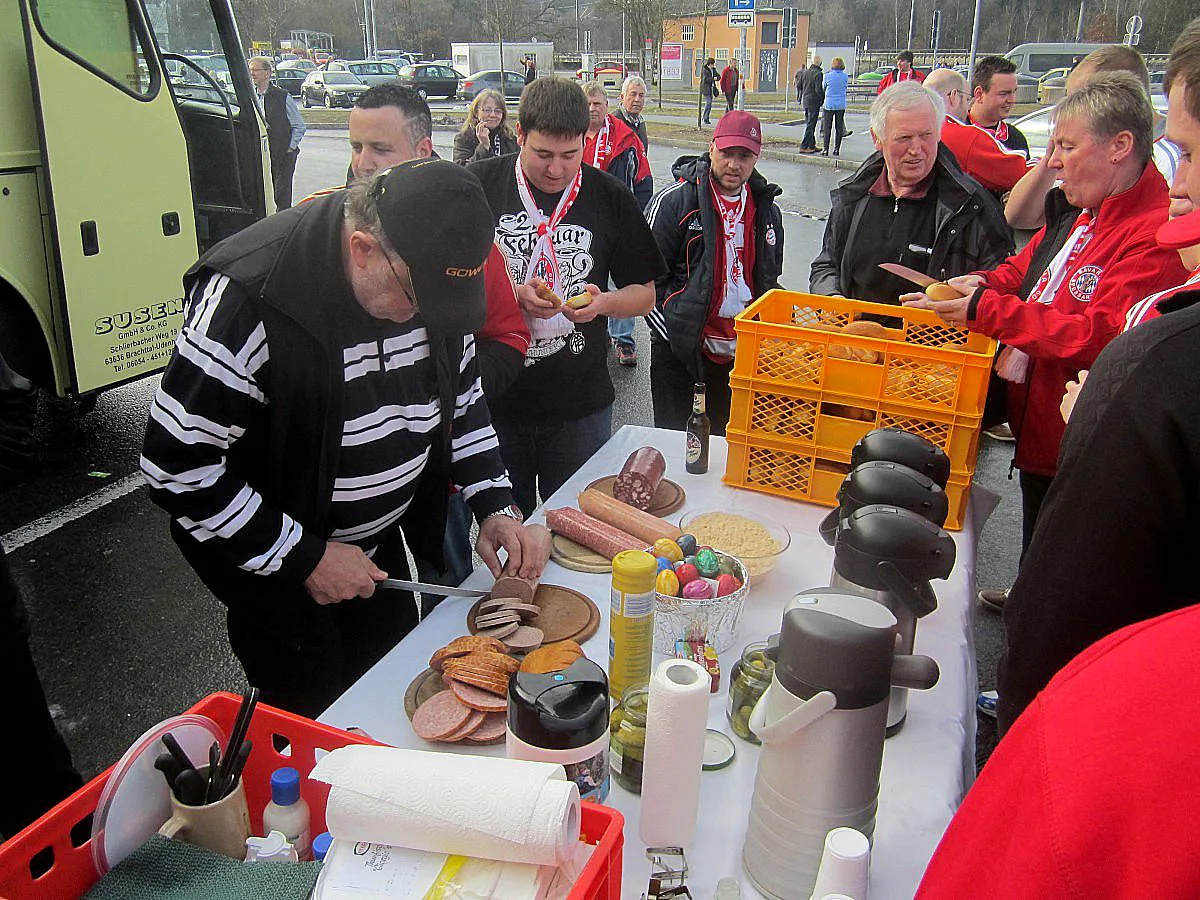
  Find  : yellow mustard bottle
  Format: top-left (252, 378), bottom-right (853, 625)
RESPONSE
top-left (609, 550), bottom-right (658, 702)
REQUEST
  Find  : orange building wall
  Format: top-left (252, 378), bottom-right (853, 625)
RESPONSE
top-left (663, 10), bottom-right (810, 92)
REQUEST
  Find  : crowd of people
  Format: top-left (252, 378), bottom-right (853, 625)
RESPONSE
top-left (6, 26), bottom-right (1200, 892)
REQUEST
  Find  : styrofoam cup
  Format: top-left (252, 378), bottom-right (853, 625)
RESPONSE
top-left (809, 827), bottom-right (870, 900)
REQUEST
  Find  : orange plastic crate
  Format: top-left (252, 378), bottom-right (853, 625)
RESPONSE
top-left (732, 290), bottom-right (997, 418)
top-left (0, 693), bottom-right (624, 900)
top-left (727, 375), bottom-right (983, 476)
top-left (723, 427), bottom-right (971, 530)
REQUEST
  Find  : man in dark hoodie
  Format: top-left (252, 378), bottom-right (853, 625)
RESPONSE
top-left (798, 56), bottom-right (825, 153)
top-left (645, 111), bottom-right (785, 434)
top-left (141, 161), bottom-right (548, 718)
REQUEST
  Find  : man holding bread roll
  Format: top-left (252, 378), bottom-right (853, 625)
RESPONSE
top-left (470, 77), bottom-right (666, 516)
top-left (810, 81), bottom-right (1011, 308)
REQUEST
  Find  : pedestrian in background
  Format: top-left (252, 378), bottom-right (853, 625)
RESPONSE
top-left (454, 88), bottom-right (518, 165)
top-left (700, 57), bottom-right (718, 125)
top-left (876, 49), bottom-right (925, 94)
top-left (720, 59), bottom-right (740, 112)
top-left (524, 55), bottom-right (538, 86)
top-left (820, 57), bottom-right (850, 157)
top-left (798, 56), bottom-right (824, 153)
top-left (609, 75), bottom-right (651, 366)
top-left (249, 57), bottom-right (305, 210)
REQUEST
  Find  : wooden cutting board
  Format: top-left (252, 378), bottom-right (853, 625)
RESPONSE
top-left (467, 583), bottom-right (601, 645)
top-left (550, 534), bottom-right (614, 573)
top-left (402, 668), bottom-right (505, 745)
top-left (584, 475), bottom-right (686, 517)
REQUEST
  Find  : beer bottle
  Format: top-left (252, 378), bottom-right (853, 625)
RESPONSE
top-left (685, 382), bottom-right (710, 474)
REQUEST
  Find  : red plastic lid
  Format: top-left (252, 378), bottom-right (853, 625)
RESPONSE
top-left (91, 713), bottom-right (225, 874)
top-left (1158, 208), bottom-right (1200, 250)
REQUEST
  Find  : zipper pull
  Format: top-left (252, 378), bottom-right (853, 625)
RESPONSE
top-left (1007, 458), bottom-right (1016, 481)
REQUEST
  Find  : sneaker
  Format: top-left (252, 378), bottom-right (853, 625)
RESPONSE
top-left (832, 150), bottom-right (840, 157)
top-left (977, 690), bottom-right (998, 718)
top-left (984, 423), bottom-right (1015, 442)
top-left (614, 343), bottom-right (638, 367)
top-left (978, 588), bottom-right (1008, 613)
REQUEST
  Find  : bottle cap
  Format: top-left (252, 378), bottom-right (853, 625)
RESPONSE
top-left (269, 766), bottom-right (301, 806)
top-left (312, 831), bottom-right (333, 861)
top-left (612, 550), bottom-right (657, 594)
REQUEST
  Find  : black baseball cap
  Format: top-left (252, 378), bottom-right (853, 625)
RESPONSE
top-left (371, 159), bottom-right (493, 336)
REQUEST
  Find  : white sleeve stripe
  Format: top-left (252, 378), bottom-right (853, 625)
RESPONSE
top-left (243, 517), bottom-right (304, 574)
top-left (454, 378), bottom-right (486, 416)
top-left (178, 486), bottom-right (262, 540)
top-left (176, 331), bottom-right (266, 401)
top-left (451, 432), bottom-right (501, 461)
top-left (459, 335), bottom-right (477, 373)
top-left (149, 392), bottom-right (247, 448)
top-left (460, 475), bottom-right (513, 499)
top-left (140, 456), bottom-right (226, 493)
top-left (236, 323), bottom-right (270, 374)
top-left (646, 179), bottom-right (687, 226)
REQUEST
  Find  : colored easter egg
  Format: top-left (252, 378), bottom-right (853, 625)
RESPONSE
top-left (656, 568), bottom-right (680, 596)
top-left (716, 574), bottom-right (740, 597)
top-left (682, 578), bottom-right (714, 600)
top-left (677, 533), bottom-right (698, 555)
top-left (675, 563), bottom-right (701, 586)
top-left (696, 548), bottom-right (720, 577)
top-left (653, 538), bottom-right (684, 563)
top-left (656, 556), bottom-right (673, 573)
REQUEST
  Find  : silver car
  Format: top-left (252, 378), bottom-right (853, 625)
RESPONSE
top-left (301, 70), bottom-right (369, 108)
top-left (325, 60), bottom-right (400, 87)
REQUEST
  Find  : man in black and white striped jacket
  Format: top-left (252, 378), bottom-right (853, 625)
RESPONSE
top-left (141, 161), bottom-right (548, 717)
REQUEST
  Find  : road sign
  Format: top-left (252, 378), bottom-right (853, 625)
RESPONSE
top-left (781, 8), bottom-right (797, 48)
top-left (728, 10), bottom-right (754, 28)
top-left (729, 0), bottom-right (754, 10)
top-left (661, 42), bottom-right (683, 80)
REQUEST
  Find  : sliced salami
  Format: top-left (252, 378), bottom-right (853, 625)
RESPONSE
top-left (440, 708), bottom-right (486, 742)
top-left (412, 690), bottom-right (473, 741)
top-left (451, 679), bottom-right (509, 713)
top-left (613, 447), bottom-right (666, 510)
top-left (464, 712), bottom-right (508, 742)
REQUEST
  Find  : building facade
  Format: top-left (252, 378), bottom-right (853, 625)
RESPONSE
top-left (661, 9), bottom-right (810, 93)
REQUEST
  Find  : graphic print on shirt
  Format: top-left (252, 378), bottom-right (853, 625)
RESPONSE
top-left (1068, 265), bottom-right (1102, 302)
top-left (494, 211), bottom-right (596, 365)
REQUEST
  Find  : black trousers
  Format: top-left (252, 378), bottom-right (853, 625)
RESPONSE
top-left (821, 109), bottom-right (846, 153)
top-left (0, 546), bottom-right (82, 839)
top-left (723, 91), bottom-right (736, 112)
top-left (651, 340), bottom-right (734, 436)
top-left (801, 104), bottom-right (821, 148)
top-left (1019, 470), bottom-right (1055, 557)
top-left (271, 148), bottom-right (299, 211)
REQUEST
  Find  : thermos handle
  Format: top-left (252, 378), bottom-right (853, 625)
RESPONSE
top-left (818, 508), bottom-right (841, 547)
top-left (891, 654), bottom-right (939, 690)
top-left (748, 683), bottom-right (837, 744)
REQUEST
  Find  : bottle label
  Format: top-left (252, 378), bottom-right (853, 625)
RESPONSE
top-left (564, 747), bottom-right (610, 802)
top-left (686, 432), bottom-right (702, 464)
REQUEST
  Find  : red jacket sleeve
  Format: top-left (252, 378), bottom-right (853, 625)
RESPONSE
top-left (478, 244), bottom-right (530, 356)
top-left (964, 130), bottom-right (1032, 194)
top-left (972, 234), bottom-right (1180, 368)
top-left (876, 72), bottom-right (894, 94)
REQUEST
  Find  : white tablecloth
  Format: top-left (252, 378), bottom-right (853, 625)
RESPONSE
top-left (320, 425), bottom-right (982, 900)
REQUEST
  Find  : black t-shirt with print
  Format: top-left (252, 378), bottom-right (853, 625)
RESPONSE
top-left (471, 152), bottom-right (665, 424)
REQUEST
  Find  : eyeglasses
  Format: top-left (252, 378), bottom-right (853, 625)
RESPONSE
top-left (480, 107), bottom-right (505, 115)
top-left (382, 247), bottom-right (419, 313)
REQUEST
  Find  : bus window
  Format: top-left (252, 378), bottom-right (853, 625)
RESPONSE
top-left (31, 0), bottom-right (154, 96)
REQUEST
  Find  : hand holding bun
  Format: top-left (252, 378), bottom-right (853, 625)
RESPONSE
top-left (924, 282), bottom-right (964, 301)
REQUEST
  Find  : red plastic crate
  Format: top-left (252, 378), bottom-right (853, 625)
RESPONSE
top-left (0, 692), bottom-right (624, 900)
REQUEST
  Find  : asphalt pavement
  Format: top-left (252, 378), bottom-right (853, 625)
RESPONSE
top-left (0, 133), bottom-right (1015, 818)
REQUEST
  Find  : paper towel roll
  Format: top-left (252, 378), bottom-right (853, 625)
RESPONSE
top-left (310, 745), bottom-right (580, 867)
top-left (638, 658), bottom-right (711, 847)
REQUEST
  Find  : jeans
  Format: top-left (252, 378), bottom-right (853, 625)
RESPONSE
top-left (607, 316), bottom-right (636, 350)
top-left (491, 405), bottom-right (613, 516)
top-left (821, 109), bottom-right (846, 154)
top-left (801, 104), bottom-right (821, 148)
top-left (413, 490), bottom-right (476, 616)
top-left (650, 341), bottom-right (734, 436)
top-left (703, 91), bottom-right (714, 123)
top-left (724, 91), bottom-right (736, 112)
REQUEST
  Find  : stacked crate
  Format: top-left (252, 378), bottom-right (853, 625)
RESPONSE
top-left (724, 291), bottom-right (998, 530)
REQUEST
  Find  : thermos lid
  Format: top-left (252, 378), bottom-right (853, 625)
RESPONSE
top-left (819, 461), bottom-right (949, 546)
top-left (850, 428), bottom-right (951, 488)
top-left (833, 504), bottom-right (956, 588)
top-left (775, 592), bottom-right (897, 709)
top-left (508, 657), bottom-right (610, 750)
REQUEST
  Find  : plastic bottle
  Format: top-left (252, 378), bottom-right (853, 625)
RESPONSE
top-left (608, 550), bottom-right (658, 702)
top-left (312, 831), bottom-right (333, 862)
top-left (262, 767), bottom-right (312, 861)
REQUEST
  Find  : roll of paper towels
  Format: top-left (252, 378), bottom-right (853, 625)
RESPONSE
top-left (638, 658), bottom-right (711, 847)
top-left (310, 745), bottom-right (580, 867)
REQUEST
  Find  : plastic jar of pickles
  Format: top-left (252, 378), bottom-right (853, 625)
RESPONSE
top-left (727, 640), bottom-right (775, 744)
top-left (609, 683), bottom-right (649, 793)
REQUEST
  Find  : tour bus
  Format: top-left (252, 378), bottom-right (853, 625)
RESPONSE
top-left (2, 0), bottom-right (271, 403)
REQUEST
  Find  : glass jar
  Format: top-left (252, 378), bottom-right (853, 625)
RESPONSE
top-left (727, 640), bottom-right (775, 744)
top-left (609, 683), bottom-right (649, 794)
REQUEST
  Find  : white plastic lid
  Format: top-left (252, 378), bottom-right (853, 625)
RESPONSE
top-left (91, 713), bottom-right (225, 874)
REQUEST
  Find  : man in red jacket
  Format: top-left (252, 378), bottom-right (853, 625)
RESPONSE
top-left (582, 81), bottom-right (654, 210)
top-left (904, 74), bottom-right (1187, 560)
top-left (924, 67), bottom-right (1031, 196)
top-left (720, 59), bottom-right (740, 112)
top-left (876, 50), bottom-right (925, 94)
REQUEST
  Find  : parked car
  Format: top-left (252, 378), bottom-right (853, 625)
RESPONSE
top-left (278, 58), bottom-right (316, 72)
top-left (273, 67), bottom-right (307, 97)
top-left (312, 51), bottom-right (334, 66)
top-left (459, 69), bottom-right (527, 100)
top-left (857, 65), bottom-right (894, 84)
top-left (301, 70), bottom-right (369, 108)
top-left (1014, 92), bottom-right (1167, 159)
top-left (1150, 70), bottom-right (1165, 93)
top-left (397, 63), bottom-right (463, 99)
top-left (326, 59), bottom-right (400, 86)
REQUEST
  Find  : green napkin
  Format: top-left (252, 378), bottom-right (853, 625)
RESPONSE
top-left (84, 835), bottom-right (321, 900)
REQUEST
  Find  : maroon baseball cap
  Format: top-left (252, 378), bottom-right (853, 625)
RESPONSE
top-left (712, 111), bottom-right (763, 154)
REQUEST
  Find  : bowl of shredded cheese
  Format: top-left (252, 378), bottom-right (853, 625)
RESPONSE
top-left (678, 510), bottom-right (791, 577)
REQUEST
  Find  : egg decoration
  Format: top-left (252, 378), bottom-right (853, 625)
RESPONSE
top-left (675, 563), bottom-right (701, 586)
top-left (695, 548), bottom-right (720, 578)
top-left (656, 568), bottom-right (681, 597)
top-left (681, 578), bottom-right (714, 600)
top-left (656, 555), bottom-right (674, 573)
top-left (677, 533), bottom-right (698, 556)
top-left (716, 573), bottom-right (741, 597)
top-left (653, 538), bottom-right (684, 563)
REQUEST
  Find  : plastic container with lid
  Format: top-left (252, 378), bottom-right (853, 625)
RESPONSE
top-left (608, 683), bottom-right (648, 794)
top-left (507, 657), bottom-right (611, 802)
top-left (262, 767), bottom-right (312, 861)
top-left (727, 640), bottom-right (775, 743)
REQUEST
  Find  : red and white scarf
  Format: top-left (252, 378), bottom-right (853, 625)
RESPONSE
top-left (998, 212), bottom-right (1094, 383)
top-left (712, 183), bottom-right (753, 318)
top-left (585, 117), bottom-right (613, 170)
top-left (515, 156), bottom-right (583, 340)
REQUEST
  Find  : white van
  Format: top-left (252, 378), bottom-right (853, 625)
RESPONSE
top-left (1005, 42), bottom-right (1106, 79)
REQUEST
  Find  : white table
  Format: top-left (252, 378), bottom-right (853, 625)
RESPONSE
top-left (321, 425), bottom-right (983, 900)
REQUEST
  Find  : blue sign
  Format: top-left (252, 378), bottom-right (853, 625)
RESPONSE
top-left (729, 0), bottom-right (754, 10)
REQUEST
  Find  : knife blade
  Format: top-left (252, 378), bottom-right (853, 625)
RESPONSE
top-left (879, 262), bottom-right (938, 288)
top-left (376, 578), bottom-right (490, 598)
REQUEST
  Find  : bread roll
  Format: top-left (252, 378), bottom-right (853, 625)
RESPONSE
top-left (924, 282), bottom-right (963, 301)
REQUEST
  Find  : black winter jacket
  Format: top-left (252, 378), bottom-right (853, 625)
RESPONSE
top-left (452, 126), bottom-right (518, 165)
top-left (809, 146), bottom-right (1013, 297)
top-left (645, 154), bottom-right (785, 377)
top-left (799, 64), bottom-right (825, 108)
